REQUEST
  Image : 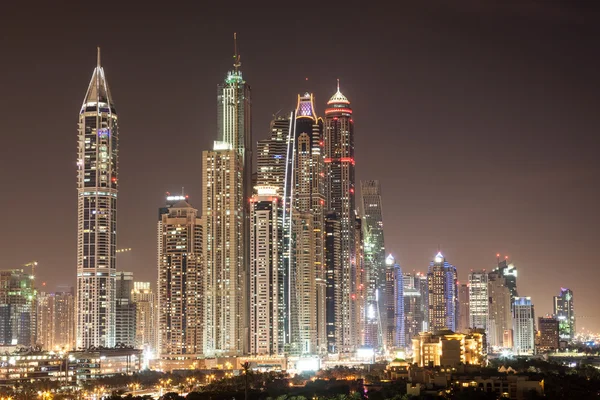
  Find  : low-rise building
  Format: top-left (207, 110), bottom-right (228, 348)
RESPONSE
top-left (70, 348), bottom-right (142, 382)
top-left (0, 350), bottom-right (72, 386)
top-left (412, 330), bottom-right (485, 367)
top-left (452, 375), bottom-right (543, 400)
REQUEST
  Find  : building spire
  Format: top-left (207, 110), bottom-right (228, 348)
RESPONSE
top-left (97, 47), bottom-right (101, 68)
top-left (337, 78), bottom-right (340, 92)
top-left (233, 32), bottom-right (241, 72)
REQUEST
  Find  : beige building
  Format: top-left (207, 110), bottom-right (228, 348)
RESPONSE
top-left (488, 270), bottom-right (513, 349)
top-left (412, 331), bottom-right (485, 367)
top-left (132, 282), bottom-right (157, 355)
top-left (36, 290), bottom-right (75, 351)
top-left (158, 197), bottom-right (203, 359)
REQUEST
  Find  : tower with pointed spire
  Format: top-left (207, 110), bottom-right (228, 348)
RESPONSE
top-left (323, 81), bottom-right (357, 353)
top-left (203, 35), bottom-right (251, 356)
top-left (76, 48), bottom-right (118, 349)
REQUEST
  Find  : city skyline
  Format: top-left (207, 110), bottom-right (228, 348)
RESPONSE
top-left (2, 2), bottom-right (599, 332)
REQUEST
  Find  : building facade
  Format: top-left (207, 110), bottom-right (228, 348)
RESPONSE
top-left (537, 316), bottom-right (559, 353)
top-left (412, 331), bottom-right (485, 367)
top-left (36, 290), bottom-right (75, 351)
top-left (553, 288), bottom-right (575, 341)
top-left (76, 49), bottom-right (119, 349)
top-left (249, 186), bottom-right (283, 355)
top-left (457, 283), bottom-right (470, 333)
top-left (324, 82), bottom-right (356, 353)
top-left (158, 198), bottom-right (203, 358)
top-left (0, 270), bottom-right (36, 346)
top-left (132, 282), bottom-right (156, 355)
top-left (468, 271), bottom-right (488, 331)
top-left (360, 180), bottom-right (386, 349)
top-left (488, 270), bottom-right (513, 349)
top-left (385, 256), bottom-right (404, 349)
top-left (513, 297), bottom-right (535, 355)
top-left (403, 273), bottom-right (425, 345)
top-left (115, 271), bottom-right (136, 347)
top-left (427, 252), bottom-right (458, 333)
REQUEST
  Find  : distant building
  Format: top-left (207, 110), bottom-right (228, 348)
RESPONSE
top-left (457, 284), bottom-right (470, 333)
top-left (493, 259), bottom-right (518, 306)
top-left (537, 316), bottom-right (559, 353)
top-left (403, 273), bottom-right (425, 345)
top-left (385, 255), bottom-right (404, 349)
top-left (427, 252), bottom-right (458, 332)
top-left (468, 271), bottom-right (488, 331)
top-left (115, 272), bottom-right (136, 347)
top-left (325, 213), bottom-right (341, 353)
top-left (553, 288), bottom-right (575, 341)
top-left (412, 330), bottom-right (485, 367)
top-left (36, 289), bottom-right (75, 351)
top-left (132, 282), bottom-right (157, 355)
top-left (513, 297), bottom-right (535, 355)
top-left (0, 270), bottom-right (36, 346)
top-left (488, 270), bottom-right (513, 349)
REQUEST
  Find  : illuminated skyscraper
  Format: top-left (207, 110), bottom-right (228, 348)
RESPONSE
top-left (457, 283), bottom-right (470, 333)
top-left (468, 271), bottom-right (488, 331)
top-left (158, 197), bottom-right (203, 358)
top-left (325, 213), bottom-right (341, 353)
top-left (403, 273), bottom-right (424, 345)
top-left (487, 270), bottom-right (512, 349)
top-left (513, 297), bottom-right (535, 355)
top-left (553, 288), bottom-right (575, 341)
top-left (115, 271), bottom-right (136, 347)
top-left (132, 282), bottom-right (157, 355)
top-left (493, 258), bottom-right (518, 306)
top-left (0, 270), bottom-right (36, 346)
top-left (203, 43), bottom-right (250, 355)
top-left (360, 180), bottom-right (386, 349)
top-left (324, 82), bottom-right (356, 352)
top-left (385, 255), bottom-right (404, 349)
top-left (76, 48), bottom-right (118, 349)
top-left (427, 252), bottom-right (458, 333)
top-left (249, 186), bottom-right (284, 355)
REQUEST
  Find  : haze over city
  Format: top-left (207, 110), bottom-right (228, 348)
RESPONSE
top-left (1, 0), bottom-right (599, 332)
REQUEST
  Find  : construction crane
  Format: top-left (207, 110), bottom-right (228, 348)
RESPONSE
top-left (22, 261), bottom-right (38, 278)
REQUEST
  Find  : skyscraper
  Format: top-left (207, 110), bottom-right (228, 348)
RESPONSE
top-left (537, 316), bottom-right (559, 352)
top-left (324, 82), bottom-right (356, 352)
top-left (493, 258), bottom-right (518, 306)
top-left (384, 255), bottom-right (404, 349)
top-left (468, 271), bottom-right (488, 331)
top-left (158, 197), bottom-right (203, 358)
top-left (487, 270), bottom-right (513, 349)
top-left (360, 180), bottom-right (386, 349)
top-left (513, 297), bottom-right (535, 355)
top-left (0, 270), bottom-right (36, 346)
top-left (427, 252), bottom-right (458, 333)
top-left (403, 273), bottom-right (424, 345)
top-left (325, 213), bottom-right (341, 353)
top-left (457, 283), bottom-right (470, 333)
top-left (249, 186), bottom-right (284, 355)
top-left (37, 290), bottom-right (76, 351)
top-left (76, 49), bottom-right (118, 349)
top-left (203, 42), bottom-right (251, 356)
top-left (553, 288), bottom-right (575, 341)
top-left (132, 282), bottom-right (157, 355)
top-left (115, 271), bottom-right (136, 347)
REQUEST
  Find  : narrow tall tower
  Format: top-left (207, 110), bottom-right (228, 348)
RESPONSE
top-left (76, 48), bottom-right (118, 349)
top-left (427, 252), bottom-right (458, 333)
top-left (203, 36), bottom-right (251, 356)
top-left (324, 82), bottom-right (356, 353)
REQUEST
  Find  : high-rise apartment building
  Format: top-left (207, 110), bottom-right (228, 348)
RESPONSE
top-left (360, 180), bottom-right (386, 349)
top-left (537, 316), bottom-right (559, 352)
top-left (158, 197), bottom-right (203, 358)
top-left (493, 259), bottom-right (518, 306)
top-left (132, 282), bottom-right (156, 355)
top-left (385, 255), bottom-right (404, 349)
top-left (76, 49), bottom-right (118, 349)
top-left (487, 270), bottom-right (513, 349)
top-left (403, 273), bottom-right (425, 345)
top-left (203, 47), bottom-right (251, 356)
top-left (0, 270), bottom-right (36, 346)
top-left (325, 213), bottom-right (341, 353)
top-left (115, 271), bottom-right (136, 347)
top-left (553, 288), bottom-right (575, 341)
top-left (324, 82), bottom-right (356, 353)
top-left (36, 289), bottom-right (75, 351)
top-left (354, 217), bottom-right (366, 347)
top-left (457, 284), bottom-right (470, 333)
top-left (468, 271), bottom-right (488, 331)
top-left (249, 186), bottom-right (284, 355)
top-left (427, 252), bottom-right (458, 333)
top-left (513, 297), bottom-right (535, 355)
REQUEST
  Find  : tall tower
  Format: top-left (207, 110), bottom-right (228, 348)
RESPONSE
top-left (468, 271), bottom-right (489, 331)
top-left (487, 270), bottom-right (512, 349)
top-left (158, 197), bottom-right (203, 358)
top-left (403, 273), bottom-right (425, 344)
top-left (324, 82), bottom-right (356, 353)
top-left (203, 37), bottom-right (251, 356)
top-left (427, 252), bottom-right (458, 333)
top-left (115, 271), bottom-right (136, 347)
top-left (132, 282), bottom-right (157, 356)
top-left (513, 297), bottom-right (535, 355)
top-left (553, 288), bottom-right (575, 341)
top-left (76, 48), bottom-right (118, 349)
top-left (249, 186), bottom-right (284, 355)
top-left (384, 255), bottom-right (404, 349)
top-left (360, 180), bottom-right (386, 349)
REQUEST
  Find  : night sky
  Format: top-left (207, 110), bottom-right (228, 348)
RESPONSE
top-left (2, 2), bottom-right (599, 331)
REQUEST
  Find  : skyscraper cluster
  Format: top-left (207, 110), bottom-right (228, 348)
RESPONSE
top-left (63, 41), bottom-right (578, 367)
